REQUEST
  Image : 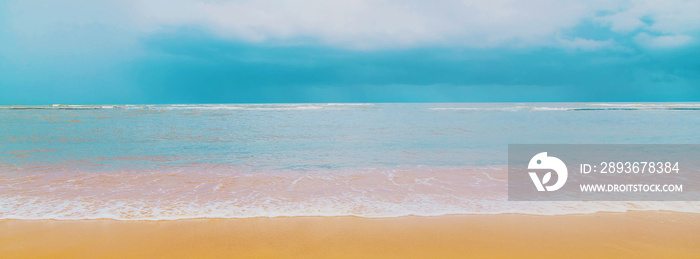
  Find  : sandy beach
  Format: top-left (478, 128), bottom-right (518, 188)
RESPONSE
top-left (1, 211), bottom-right (698, 258)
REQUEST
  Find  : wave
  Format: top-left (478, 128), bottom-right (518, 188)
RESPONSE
top-left (0, 103), bottom-right (375, 111)
top-left (3, 103), bottom-right (700, 112)
top-left (430, 106), bottom-right (528, 111)
top-left (2, 198), bottom-right (698, 221)
top-left (430, 103), bottom-right (700, 112)
top-left (1, 165), bottom-right (697, 220)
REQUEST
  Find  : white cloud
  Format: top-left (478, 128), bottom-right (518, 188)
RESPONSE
top-left (600, 0), bottom-right (700, 34)
top-left (558, 38), bottom-right (618, 51)
top-left (594, 0), bottom-right (700, 49)
top-left (6, 0), bottom-right (700, 50)
top-left (135, 0), bottom-right (606, 49)
top-left (634, 32), bottom-right (693, 48)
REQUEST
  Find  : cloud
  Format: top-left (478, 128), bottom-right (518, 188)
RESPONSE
top-left (132, 0), bottom-right (700, 50)
top-left (4, 0), bottom-right (700, 50)
top-left (135, 0), bottom-right (604, 49)
top-left (634, 32), bottom-right (693, 48)
top-left (596, 0), bottom-right (700, 34)
top-left (558, 38), bottom-right (618, 51)
top-left (594, 0), bottom-right (699, 49)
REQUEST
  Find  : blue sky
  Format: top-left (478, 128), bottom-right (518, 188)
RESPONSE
top-left (1, 0), bottom-right (699, 104)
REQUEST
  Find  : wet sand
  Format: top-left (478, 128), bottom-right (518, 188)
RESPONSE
top-left (1, 211), bottom-right (698, 258)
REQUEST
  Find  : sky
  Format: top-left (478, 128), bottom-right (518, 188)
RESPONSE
top-left (1, 0), bottom-right (699, 104)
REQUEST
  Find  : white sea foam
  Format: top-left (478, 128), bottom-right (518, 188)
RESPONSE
top-left (430, 106), bottom-right (528, 111)
top-left (531, 107), bottom-right (574, 111)
top-left (155, 103), bottom-right (362, 111)
top-left (429, 103), bottom-right (700, 112)
top-left (1, 166), bottom-right (697, 220)
top-left (3, 102), bottom-right (698, 111)
top-left (1, 195), bottom-right (697, 221)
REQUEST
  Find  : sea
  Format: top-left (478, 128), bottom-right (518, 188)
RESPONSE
top-left (1, 103), bottom-right (699, 220)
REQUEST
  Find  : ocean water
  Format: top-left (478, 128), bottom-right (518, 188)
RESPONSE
top-left (1, 103), bottom-right (699, 220)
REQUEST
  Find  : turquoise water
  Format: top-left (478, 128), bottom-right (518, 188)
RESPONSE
top-left (1, 103), bottom-right (699, 219)
top-left (4, 103), bottom-right (699, 169)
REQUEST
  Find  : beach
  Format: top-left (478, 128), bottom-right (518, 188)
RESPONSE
top-left (1, 211), bottom-right (698, 258)
top-left (4, 0), bottom-right (700, 255)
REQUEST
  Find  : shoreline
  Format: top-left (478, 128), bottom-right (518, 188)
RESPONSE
top-left (2, 211), bottom-right (698, 258)
top-left (0, 209), bottom-right (696, 221)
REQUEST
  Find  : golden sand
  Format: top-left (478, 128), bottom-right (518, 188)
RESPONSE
top-left (1, 211), bottom-right (698, 258)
